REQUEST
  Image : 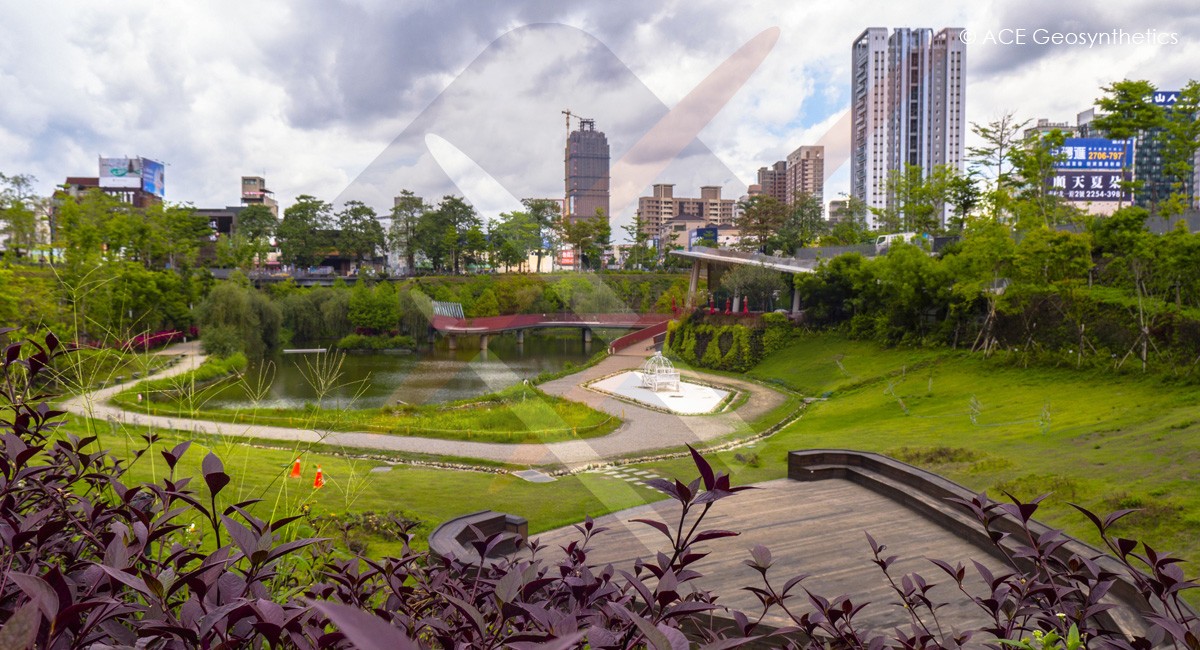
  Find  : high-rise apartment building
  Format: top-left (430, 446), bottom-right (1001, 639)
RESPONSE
top-left (786, 145), bottom-right (825, 203)
top-left (756, 161), bottom-right (788, 204)
top-left (565, 119), bottom-right (610, 223)
top-left (851, 27), bottom-right (966, 229)
top-left (637, 184), bottom-right (735, 244)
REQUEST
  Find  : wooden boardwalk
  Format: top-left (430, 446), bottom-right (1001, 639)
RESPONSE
top-left (532, 478), bottom-right (1009, 633)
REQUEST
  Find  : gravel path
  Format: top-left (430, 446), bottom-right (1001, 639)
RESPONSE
top-left (60, 341), bottom-right (791, 470)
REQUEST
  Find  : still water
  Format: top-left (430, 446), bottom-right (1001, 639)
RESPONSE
top-left (202, 331), bottom-right (612, 410)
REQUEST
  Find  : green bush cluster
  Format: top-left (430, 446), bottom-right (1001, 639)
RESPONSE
top-left (667, 311), bottom-right (795, 372)
top-left (795, 214), bottom-right (1200, 372)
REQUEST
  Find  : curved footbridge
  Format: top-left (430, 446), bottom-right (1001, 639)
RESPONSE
top-left (428, 310), bottom-right (671, 351)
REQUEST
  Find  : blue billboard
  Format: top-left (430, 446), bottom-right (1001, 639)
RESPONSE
top-left (1048, 170), bottom-right (1132, 203)
top-left (1052, 138), bottom-right (1133, 170)
top-left (1150, 91), bottom-right (1180, 106)
top-left (688, 227), bottom-right (718, 250)
top-left (141, 158), bottom-right (165, 197)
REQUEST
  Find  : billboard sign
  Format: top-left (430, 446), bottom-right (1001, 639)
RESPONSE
top-left (557, 246), bottom-right (575, 267)
top-left (1052, 138), bottom-right (1133, 170)
top-left (688, 227), bottom-right (718, 250)
top-left (141, 158), bottom-right (165, 197)
top-left (99, 157), bottom-right (143, 188)
top-left (1150, 91), bottom-right (1180, 106)
top-left (1048, 170), bottom-right (1132, 202)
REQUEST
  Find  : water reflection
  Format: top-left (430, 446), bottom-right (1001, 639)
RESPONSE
top-left (203, 330), bottom-right (612, 410)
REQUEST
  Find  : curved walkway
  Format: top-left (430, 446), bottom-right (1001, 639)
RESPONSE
top-left (60, 341), bottom-right (792, 470)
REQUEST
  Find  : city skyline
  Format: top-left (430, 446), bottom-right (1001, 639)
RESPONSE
top-left (2, 2), bottom-right (1199, 239)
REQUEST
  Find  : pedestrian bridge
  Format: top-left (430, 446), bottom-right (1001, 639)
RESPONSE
top-left (427, 308), bottom-right (671, 351)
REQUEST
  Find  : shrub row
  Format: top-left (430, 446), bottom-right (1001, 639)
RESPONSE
top-left (333, 333), bottom-right (417, 351)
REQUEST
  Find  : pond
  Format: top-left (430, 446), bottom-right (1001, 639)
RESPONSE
top-left (201, 330), bottom-right (614, 410)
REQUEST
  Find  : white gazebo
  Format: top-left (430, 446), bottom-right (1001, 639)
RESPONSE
top-left (638, 352), bottom-right (681, 392)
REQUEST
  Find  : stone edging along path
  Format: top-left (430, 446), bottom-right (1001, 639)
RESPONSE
top-left (59, 341), bottom-right (796, 471)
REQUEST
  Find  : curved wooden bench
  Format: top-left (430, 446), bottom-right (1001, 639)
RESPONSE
top-left (428, 510), bottom-right (527, 563)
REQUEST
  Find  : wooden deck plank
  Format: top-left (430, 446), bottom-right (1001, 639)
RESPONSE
top-left (532, 478), bottom-right (1007, 632)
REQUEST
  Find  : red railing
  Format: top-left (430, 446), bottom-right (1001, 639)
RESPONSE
top-left (607, 319), bottom-right (670, 355)
top-left (430, 312), bottom-right (669, 334)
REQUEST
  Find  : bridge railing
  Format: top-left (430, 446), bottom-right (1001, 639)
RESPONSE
top-left (608, 319), bottom-right (670, 355)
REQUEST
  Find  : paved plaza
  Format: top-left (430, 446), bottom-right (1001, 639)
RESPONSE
top-left (587, 371), bottom-right (730, 414)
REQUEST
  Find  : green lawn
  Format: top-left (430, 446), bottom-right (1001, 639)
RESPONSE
top-left (111, 381), bottom-right (619, 443)
top-left (78, 416), bottom-right (661, 558)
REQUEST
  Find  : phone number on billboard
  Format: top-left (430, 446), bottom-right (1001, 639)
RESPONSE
top-left (1062, 190), bottom-right (1126, 200)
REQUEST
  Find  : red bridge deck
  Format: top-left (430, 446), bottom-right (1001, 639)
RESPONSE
top-left (429, 312), bottom-right (670, 335)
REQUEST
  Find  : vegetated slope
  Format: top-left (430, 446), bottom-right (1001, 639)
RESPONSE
top-left (744, 333), bottom-right (1200, 602)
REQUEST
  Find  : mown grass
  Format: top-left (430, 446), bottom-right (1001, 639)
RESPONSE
top-left (75, 415), bottom-right (661, 557)
top-left (112, 375), bottom-right (619, 443)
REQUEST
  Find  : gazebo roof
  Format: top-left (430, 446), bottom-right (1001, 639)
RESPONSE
top-left (641, 352), bottom-right (675, 375)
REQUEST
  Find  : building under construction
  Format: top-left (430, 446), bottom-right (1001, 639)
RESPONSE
top-left (564, 118), bottom-right (610, 223)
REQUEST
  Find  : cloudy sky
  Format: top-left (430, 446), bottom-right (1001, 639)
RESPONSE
top-left (2, 1), bottom-right (1198, 238)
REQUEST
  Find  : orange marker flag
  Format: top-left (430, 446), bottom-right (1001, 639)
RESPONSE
top-left (313, 465), bottom-right (325, 489)
top-left (290, 458), bottom-right (302, 479)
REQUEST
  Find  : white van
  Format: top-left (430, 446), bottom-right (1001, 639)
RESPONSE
top-left (874, 232), bottom-right (919, 255)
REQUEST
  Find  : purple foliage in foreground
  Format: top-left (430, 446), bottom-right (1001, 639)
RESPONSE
top-left (0, 328), bottom-right (1198, 648)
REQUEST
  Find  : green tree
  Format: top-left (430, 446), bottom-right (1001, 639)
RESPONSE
top-left (1007, 227), bottom-right (1094, 366)
top-left (495, 209), bottom-right (540, 271)
top-left (968, 112), bottom-right (1030, 219)
top-left (522, 198), bottom-right (561, 272)
top-left (461, 223), bottom-right (489, 270)
top-left (621, 213), bottom-right (656, 269)
top-left (0, 172), bottom-right (41, 259)
top-left (416, 196), bottom-right (479, 274)
top-left (946, 173), bottom-right (982, 231)
top-left (348, 279), bottom-right (400, 333)
top-left (824, 196), bottom-right (871, 246)
top-left (278, 195), bottom-right (332, 269)
top-left (337, 201), bottom-right (385, 267)
top-left (773, 191), bottom-right (826, 253)
top-left (557, 211), bottom-right (609, 271)
top-left (943, 219), bottom-right (1016, 354)
top-left (143, 202), bottom-right (208, 269)
top-left (735, 194), bottom-right (786, 253)
top-left (1155, 81), bottom-right (1200, 218)
top-left (876, 164), bottom-right (955, 234)
top-left (388, 190), bottom-right (428, 274)
top-left (1009, 130), bottom-right (1079, 230)
top-left (1092, 79), bottom-right (1164, 207)
top-left (472, 288), bottom-right (500, 317)
top-left (196, 279), bottom-right (281, 359)
top-left (228, 203), bottom-right (278, 269)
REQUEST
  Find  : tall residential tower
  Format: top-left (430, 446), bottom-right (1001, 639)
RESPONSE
top-left (564, 119), bottom-right (610, 223)
top-left (851, 27), bottom-right (966, 228)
